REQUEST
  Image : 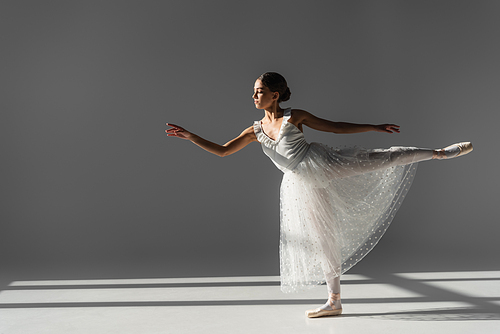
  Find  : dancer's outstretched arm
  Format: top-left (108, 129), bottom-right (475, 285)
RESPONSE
top-left (165, 123), bottom-right (257, 157)
top-left (292, 109), bottom-right (400, 134)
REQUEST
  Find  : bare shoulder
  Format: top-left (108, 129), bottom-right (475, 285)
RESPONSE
top-left (290, 108), bottom-right (314, 125)
top-left (240, 124), bottom-right (257, 140)
top-left (242, 124), bottom-right (256, 134)
top-left (291, 108), bottom-right (315, 119)
top-left (290, 108), bottom-right (308, 116)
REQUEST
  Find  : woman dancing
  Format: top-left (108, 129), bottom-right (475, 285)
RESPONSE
top-left (165, 72), bottom-right (472, 318)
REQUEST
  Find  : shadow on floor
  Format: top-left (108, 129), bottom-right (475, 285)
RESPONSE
top-left (1, 266), bottom-right (500, 322)
top-left (343, 307), bottom-right (500, 321)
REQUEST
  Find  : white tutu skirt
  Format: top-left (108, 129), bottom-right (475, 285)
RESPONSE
top-left (279, 142), bottom-right (417, 293)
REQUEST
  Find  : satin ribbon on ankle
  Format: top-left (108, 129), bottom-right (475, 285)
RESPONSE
top-left (328, 293), bottom-right (341, 309)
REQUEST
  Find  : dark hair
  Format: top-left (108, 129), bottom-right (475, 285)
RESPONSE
top-left (258, 72), bottom-right (291, 103)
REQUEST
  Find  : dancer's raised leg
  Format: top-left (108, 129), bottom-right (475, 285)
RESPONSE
top-left (334, 142), bottom-right (473, 178)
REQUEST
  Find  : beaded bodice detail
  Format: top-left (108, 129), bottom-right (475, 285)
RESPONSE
top-left (253, 108), bottom-right (310, 172)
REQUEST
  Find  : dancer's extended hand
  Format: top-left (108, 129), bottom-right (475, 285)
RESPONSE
top-left (165, 123), bottom-right (193, 140)
top-left (374, 124), bottom-right (400, 134)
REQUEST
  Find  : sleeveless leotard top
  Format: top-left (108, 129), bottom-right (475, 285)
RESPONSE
top-left (253, 108), bottom-right (310, 173)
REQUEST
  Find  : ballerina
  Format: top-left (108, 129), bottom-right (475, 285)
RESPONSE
top-left (165, 72), bottom-right (472, 318)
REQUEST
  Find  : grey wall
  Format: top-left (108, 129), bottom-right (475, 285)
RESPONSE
top-left (1, 1), bottom-right (499, 280)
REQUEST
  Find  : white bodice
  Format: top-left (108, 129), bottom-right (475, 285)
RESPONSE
top-left (253, 108), bottom-right (310, 172)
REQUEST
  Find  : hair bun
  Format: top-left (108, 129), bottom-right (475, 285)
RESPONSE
top-left (280, 87), bottom-right (291, 102)
top-left (258, 72), bottom-right (291, 103)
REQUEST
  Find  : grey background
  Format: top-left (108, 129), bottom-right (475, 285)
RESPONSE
top-left (1, 1), bottom-right (498, 282)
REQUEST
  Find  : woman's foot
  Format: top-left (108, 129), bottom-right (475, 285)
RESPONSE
top-left (433, 142), bottom-right (473, 160)
top-left (305, 293), bottom-right (342, 318)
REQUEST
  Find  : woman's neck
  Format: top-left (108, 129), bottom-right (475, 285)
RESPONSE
top-left (263, 105), bottom-right (284, 122)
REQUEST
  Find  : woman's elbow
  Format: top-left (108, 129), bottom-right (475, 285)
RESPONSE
top-left (218, 149), bottom-right (231, 157)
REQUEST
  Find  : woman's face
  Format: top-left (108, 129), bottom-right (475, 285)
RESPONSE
top-left (253, 79), bottom-right (278, 110)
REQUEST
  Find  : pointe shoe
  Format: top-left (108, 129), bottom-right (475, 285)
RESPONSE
top-left (444, 142), bottom-right (473, 157)
top-left (305, 307), bottom-right (342, 318)
top-left (435, 142), bottom-right (473, 159)
top-left (306, 293), bottom-right (342, 318)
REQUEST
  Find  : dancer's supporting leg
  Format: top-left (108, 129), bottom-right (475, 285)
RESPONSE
top-left (305, 188), bottom-right (343, 318)
top-left (324, 274), bottom-right (342, 311)
top-left (305, 271), bottom-right (342, 318)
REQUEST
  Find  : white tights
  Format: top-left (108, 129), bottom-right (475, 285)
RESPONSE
top-left (320, 273), bottom-right (342, 311)
top-left (335, 147), bottom-right (435, 179)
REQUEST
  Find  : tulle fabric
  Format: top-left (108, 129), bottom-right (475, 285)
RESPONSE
top-left (279, 143), bottom-right (417, 293)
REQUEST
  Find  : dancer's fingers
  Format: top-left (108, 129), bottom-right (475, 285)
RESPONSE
top-left (390, 127), bottom-right (400, 133)
top-left (166, 123), bottom-right (183, 130)
top-left (386, 124), bottom-right (400, 133)
top-left (165, 130), bottom-right (182, 135)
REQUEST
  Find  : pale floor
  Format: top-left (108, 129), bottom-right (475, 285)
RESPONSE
top-left (1, 271), bottom-right (500, 334)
